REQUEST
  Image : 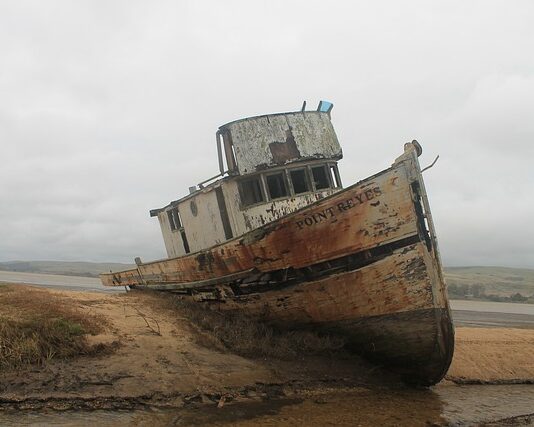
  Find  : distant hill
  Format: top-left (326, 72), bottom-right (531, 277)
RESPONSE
top-left (444, 266), bottom-right (534, 302)
top-left (0, 261), bottom-right (135, 278)
top-left (1, 262), bottom-right (533, 301)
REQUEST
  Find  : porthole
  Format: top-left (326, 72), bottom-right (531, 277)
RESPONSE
top-left (190, 200), bottom-right (198, 216)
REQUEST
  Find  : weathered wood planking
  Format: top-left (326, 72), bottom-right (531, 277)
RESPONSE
top-left (101, 164), bottom-right (417, 287)
top-left (212, 243), bottom-right (438, 321)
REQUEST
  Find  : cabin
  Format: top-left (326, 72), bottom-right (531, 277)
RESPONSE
top-left (149, 102), bottom-right (344, 258)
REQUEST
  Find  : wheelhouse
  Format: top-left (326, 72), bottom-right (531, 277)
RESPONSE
top-left (150, 102), bottom-right (345, 259)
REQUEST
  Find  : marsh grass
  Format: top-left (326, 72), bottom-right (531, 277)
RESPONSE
top-left (0, 285), bottom-right (107, 369)
top-left (137, 292), bottom-right (345, 359)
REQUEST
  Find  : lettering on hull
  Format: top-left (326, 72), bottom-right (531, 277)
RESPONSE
top-left (296, 186), bottom-right (382, 230)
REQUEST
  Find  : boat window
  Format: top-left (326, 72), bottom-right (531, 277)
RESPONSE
top-left (167, 207), bottom-right (190, 253)
top-left (239, 177), bottom-right (264, 206)
top-left (329, 164), bottom-right (342, 188)
top-left (167, 208), bottom-right (182, 231)
top-left (290, 169), bottom-right (310, 194)
top-left (266, 172), bottom-right (289, 199)
top-left (167, 210), bottom-right (176, 230)
top-left (311, 165), bottom-right (330, 190)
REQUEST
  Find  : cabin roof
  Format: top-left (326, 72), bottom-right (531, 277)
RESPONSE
top-left (148, 156), bottom-right (339, 217)
top-left (219, 109), bottom-right (314, 130)
top-left (218, 101), bottom-right (334, 129)
top-left (149, 176), bottom-right (226, 217)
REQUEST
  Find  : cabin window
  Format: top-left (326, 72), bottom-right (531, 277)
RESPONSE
top-left (167, 210), bottom-right (175, 230)
top-left (239, 162), bottom-right (339, 209)
top-left (266, 172), bottom-right (289, 199)
top-left (239, 177), bottom-right (264, 206)
top-left (167, 208), bottom-right (182, 231)
top-left (290, 169), bottom-right (310, 194)
top-left (167, 208), bottom-right (190, 253)
top-left (311, 165), bottom-right (330, 190)
top-left (329, 164), bottom-right (342, 188)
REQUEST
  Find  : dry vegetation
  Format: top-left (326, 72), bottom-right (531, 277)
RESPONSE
top-left (0, 284), bottom-right (107, 369)
top-left (136, 291), bottom-right (346, 359)
top-left (444, 266), bottom-right (534, 304)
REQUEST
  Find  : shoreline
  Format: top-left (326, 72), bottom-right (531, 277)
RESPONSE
top-left (0, 285), bottom-right (392, 411)
top-left (2, 285), bottom-right (534, 425)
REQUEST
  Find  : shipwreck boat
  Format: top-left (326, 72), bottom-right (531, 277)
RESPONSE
top-left (101, 101), bottom-right (454, 385)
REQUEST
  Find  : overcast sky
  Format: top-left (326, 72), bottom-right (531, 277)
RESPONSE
top-left (1, 1), bottom-right (533, 268)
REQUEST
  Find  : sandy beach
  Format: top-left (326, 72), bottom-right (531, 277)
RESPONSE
top-left (0, 286), bottom-right (378, 409)
top-left (1, 284), bottom-right (534, 425)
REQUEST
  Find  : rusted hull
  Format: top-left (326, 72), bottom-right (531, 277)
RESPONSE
top-left (205, 242), bottom-right (453, 385)
top-left (101, 145), bottom-right (454, 385)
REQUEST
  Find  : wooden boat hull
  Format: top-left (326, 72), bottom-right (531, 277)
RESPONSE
top-left (101, 144), bottom-right (454, 385)
top-left (208, 242), bottom-right (453, 385)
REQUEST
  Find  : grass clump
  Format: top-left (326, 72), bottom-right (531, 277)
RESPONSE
top-left (140, 292), bottom-right (345, 359)
top-left (0, 285), bottom-right (106, 369)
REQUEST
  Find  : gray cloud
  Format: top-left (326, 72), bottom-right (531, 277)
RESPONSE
top-left (1, 0), bottom-right (533, 267)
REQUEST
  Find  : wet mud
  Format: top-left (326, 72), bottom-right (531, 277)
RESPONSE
top-left (1, 384), bottom-right (534, 426)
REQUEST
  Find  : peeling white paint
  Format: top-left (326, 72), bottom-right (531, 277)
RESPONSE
top-left (221, 112), bottom-right (342, 175)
